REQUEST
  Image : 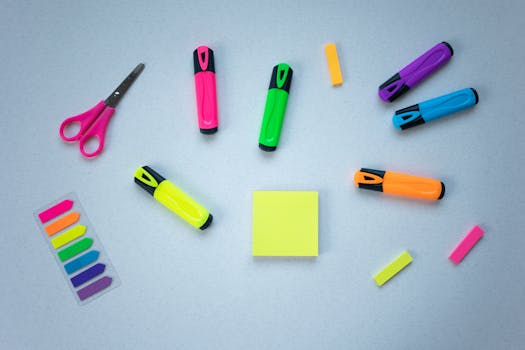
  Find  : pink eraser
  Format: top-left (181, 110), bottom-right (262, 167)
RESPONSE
top-left (38, 199), bottom-right (73, 223)
top-left (449, 225), bottom-right (484, 264)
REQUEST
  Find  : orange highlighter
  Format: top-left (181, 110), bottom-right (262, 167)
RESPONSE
top-left (354, 168), bottom-right (445, 200)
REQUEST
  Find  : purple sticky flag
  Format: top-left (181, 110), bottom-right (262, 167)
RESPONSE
top-left (77, 276), bottom-right (113, 301)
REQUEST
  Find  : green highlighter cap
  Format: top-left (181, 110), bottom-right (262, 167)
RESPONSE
top-left (258, 63), bottom-right (293, 151)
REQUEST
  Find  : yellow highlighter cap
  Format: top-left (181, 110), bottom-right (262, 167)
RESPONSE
top-left (134, 166), bottom-right (165, 196)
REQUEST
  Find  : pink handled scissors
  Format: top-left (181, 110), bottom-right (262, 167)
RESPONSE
top-left (59, 63), bottom-right (145, 158)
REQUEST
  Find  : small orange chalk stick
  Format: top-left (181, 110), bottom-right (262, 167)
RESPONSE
top-left (324, 43), bottom-right (343, 86)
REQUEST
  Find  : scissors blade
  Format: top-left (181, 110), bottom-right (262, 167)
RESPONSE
top-left (104, 63), bottom-right (145, 108)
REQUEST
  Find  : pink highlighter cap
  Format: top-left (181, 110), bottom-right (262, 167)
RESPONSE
top-left (193, 46), bottom-right (218, 134)
top-left (449, 225), bottom-right (484, 264)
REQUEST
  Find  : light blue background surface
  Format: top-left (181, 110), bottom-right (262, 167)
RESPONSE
top-left (1, 0), bottom-right (524, 349)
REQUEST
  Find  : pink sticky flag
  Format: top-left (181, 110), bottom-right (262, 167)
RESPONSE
top-left (449, 225), bottom-right (484, 264)
top-left (38, 199), bottom-right (74, 223)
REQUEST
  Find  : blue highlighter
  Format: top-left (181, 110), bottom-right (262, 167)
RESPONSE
top-left (393, 88), bottom-right (478, 130)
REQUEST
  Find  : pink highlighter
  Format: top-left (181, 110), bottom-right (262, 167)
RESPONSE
top-left (193, 46), bottom-right (218, 134)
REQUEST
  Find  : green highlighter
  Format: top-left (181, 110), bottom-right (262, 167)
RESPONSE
top-left (258, 63), bottom-right (293, 151)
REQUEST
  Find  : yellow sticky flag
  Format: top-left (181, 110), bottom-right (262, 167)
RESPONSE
top-left (374, 251), bottom-right (413, 286)
top-left (51, 225), bottom-right (86, 249)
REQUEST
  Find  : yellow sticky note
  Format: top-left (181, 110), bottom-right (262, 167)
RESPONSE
top-left (252, 191), bottom-right (318, 256)
top-left (373, 251), bottom-right (413, 286)
top-left (325, 43), bottom-right (343, 86)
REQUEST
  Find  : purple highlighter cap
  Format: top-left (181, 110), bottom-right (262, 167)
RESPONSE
top-left (378, 42), bottom-right (453, 102)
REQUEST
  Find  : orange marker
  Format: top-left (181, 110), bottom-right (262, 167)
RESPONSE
top-left (354, 168), bottom-right (445, 200)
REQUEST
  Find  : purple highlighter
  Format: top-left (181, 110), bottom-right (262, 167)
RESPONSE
top-left (378, 42), bottom-right (453, 102)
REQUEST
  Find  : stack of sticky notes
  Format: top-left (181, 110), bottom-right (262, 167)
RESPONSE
top-left (252, 191), bottom-right (318, 256)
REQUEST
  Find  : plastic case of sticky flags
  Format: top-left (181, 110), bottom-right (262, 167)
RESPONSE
top-left (33, 192), bottom-right (120, 305)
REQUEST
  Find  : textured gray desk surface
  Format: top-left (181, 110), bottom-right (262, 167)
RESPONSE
top-left (1, 0), bottom-right (524, 349)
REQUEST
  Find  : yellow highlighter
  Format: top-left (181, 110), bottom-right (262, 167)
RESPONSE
top-left (134, 166), bottom-right (213, 230)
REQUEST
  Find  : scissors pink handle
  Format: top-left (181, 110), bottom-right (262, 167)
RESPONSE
top-left (59, 100), bottom-right (115, 158)
top-left (77, 106), bottom-right (115, 157)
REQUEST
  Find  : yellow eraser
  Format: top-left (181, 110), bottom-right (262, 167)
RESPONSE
top-left (324, 43), bottom-right (343, 86)
top-left (373, 251), bottom-right (413, 286)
